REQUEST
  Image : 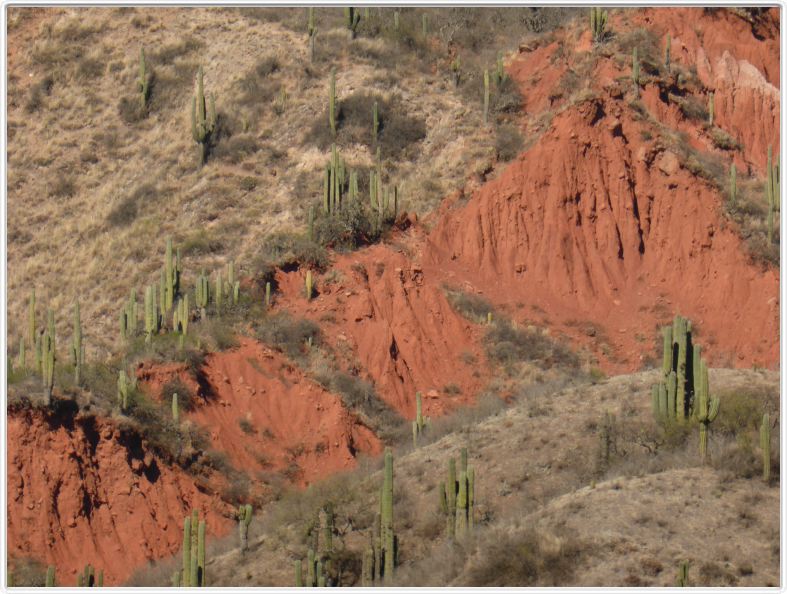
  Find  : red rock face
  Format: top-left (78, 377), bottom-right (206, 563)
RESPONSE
top-left (430, 91), bottom-right (778, 372)
top-left (139, 338), bottom-right (383, 487)
top-left (7, 408), bottom-right (234, 586)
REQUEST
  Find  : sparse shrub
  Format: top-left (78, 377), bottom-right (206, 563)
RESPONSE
top-left (238, 417), bottom-right (255, 434)
top-left (494, 124), bottom-right (524, 161)
top-left (160, 377), bottom-right (196, 411)
top-left (255, 312), bottom-right (321, 361)
top-left (444, 287), bottom-right (493, 323)
top-left (710, 127), bottom-right (741, 151)
top-left (106, 182), bottom-right (157, 227)
top-left (239, 176), bottom-right (258, 192)
top-left (25, 75), bottom-right (54, 113)
top-left (76, 55), bottom-right (104, 79)
top-left (255, 231), bottom-right (330, 272)
top-left (212, 133), bottom-right (260, 164)
top-left (181, 228), bottom-right (225, 256)
top-left (49, 176), bottom-right (75, 199)
top-left (484, 319), bottom-right (579, 370)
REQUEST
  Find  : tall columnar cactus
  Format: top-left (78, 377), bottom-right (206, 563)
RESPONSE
top-left (673, 315), bottom-right (688, 420)
top-left (237, 504), bottom-right (253, 552)
top-left (28, 288), bottom-right (36, 346)
top-left (451, 54), bottom-right (461, 87)
top-left (294, 559), bottom-right (303, 587)
top-left (42, 309), bottom-right (55, 405)
top-left (483, 69), bottom-right (490, 125)
top-left (730, 163), bottom-right (737, 206)
top-left (394, 10), bottom-right (399, 30)
top-left (77, 564), bottom-right (99, 587)
top-left (760, 412), bottom-right (771, 483)
top-left (265, 281), bottom-right (272, 308)
top-left (695, 360), bottom-right (720, 460)
top-left (165, 238), bottom-right (175, 312)
top-left (182, 516), bottom-right (192, 587)
top-left (181, 511), bottom-right (207, 586)
top-left (677, 560), bottom-right (689, 586)
top-left (144, 284), bottom-right (159, 341)
top-left (191, 66), bottom-right (217, 165)
top-left (17, 336), bottom-right (25, 371)
top-left (372, 100), bottom-right (379, 145)
top-left (118, 369), bottom-right (130, 411)
top-left (590, 7), bottom-right (608, 43)
top-left (344, 6), bottom-right (361, 37)
top-left (445, 458), bottom-right (457, 539)
top-left (172, 392), bottom-right (180, 423)
top-left (412, 392), bottom-right (428, 446)
top-left (708, 91), bottom-right (714, 127)
top-left (665, 33), bottom-right (671, 72)
top-left (442, 450), bottom-right (474, 539)
top-left (329, 68), bottom-right (337, 135)
top-left (306, 270), bottom-right (313, 300)
top-left (45, 566), bottom-right (56, 587)
top-left (382, 448), bottom-right (395, 583)
top-left (322, 503), bottom-right (334, 554)
top-left (494, 51), bottom-right (505, 86)
top-left (307, 7), bottom-right (316, 62)
top-left (215, 271), bottom-right (223, 312)
top-left (307, 549), bottom-right (316, 586)
top-left (138, 47), bottom-right (150, 110)
top-left (421, 13), bottom-right (428, 36)
top-left (72, 299), bottom-right (83, 384)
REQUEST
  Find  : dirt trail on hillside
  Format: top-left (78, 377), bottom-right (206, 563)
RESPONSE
top-left (7, 408), bottom-right (234, 586)
top-left (139, 338), bottom-right (382, 487)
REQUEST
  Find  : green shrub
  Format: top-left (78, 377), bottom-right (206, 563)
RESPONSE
top-left (495, 124), bottom-right (524, 162)
top-left (484, 319), bottom-right (580, 370)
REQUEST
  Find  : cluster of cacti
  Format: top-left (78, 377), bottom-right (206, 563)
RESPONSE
top-left (120, 289), bottom-right (138, 340)
top-left (665, 33), bottom-right (671, 72)
top-left (766, 146), bottom-right (780, 243)
top-left (72, 300), bottom-right (84, 384)
top-left (676, 560), bottom-right (689, 586)
top-left (651, 315), bottom-right (720, 459)
top-left (323, 144), bottom-right (348, 215)
top-left (77, 564), bottom-right (104, 587)
top-left (307, 8), bottom-right (316, 63)
top-left (297, 504), bottom-right (334, 586)
top-left (344, 7), bottom-right (361, 37)
top-left (41, 309), bottom-right (55, 406)
top-left (590, 7), bottom-right (608, 43)
top-left (708, 91), bottom-right (715, 127)
top-left (329, 68), bottom-right (337, 135)
top-left (237, 504), bottom-right (253, 552)
top-left (439, 448), bottom-right (475, 540)
top-left (761, 412), bottom-right (771, 482)
top-left (363, 448), bottom-right (396, 585)
top-left (175, 510), bottom-right (206, 587)
top-left (411, 392), bottom-right (429, 447)
top-left (191, 66), bottom-right (217, 165)
top-left (137, 48), bottom-right (150, 111)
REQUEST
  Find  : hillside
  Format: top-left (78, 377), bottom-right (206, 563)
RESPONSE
top-left (6, 5), bottom-right (780, 588)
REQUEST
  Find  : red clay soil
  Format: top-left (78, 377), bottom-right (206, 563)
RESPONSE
top-left (273, 242), bottom-right (490, 419)
top-left (429, 90), bottom-right (779, 372)
top-left (626, 7), bottom-right (780, 173)
top-left (7, 407), bottom-right (234, 586)
top-left (139, 338), bottom-right (382, 487)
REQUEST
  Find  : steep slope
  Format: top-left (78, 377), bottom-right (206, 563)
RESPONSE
top-left (139, 338), bottom-right (382, 487)
top-left (275, 240), bottom-right (490, 418)
top-left (7, 407), bottom-right (234, 586)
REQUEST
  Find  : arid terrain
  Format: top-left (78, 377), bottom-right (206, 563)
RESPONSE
top-left (5, 6), bottom-right (780, 587)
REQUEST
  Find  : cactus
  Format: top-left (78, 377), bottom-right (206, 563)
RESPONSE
top-left (17, 336), bottom-right (25, 371)
top-left (394, 10), bottom-right (399, 30)
top-left (730, 163), bottom-right (737, 207)
top-left (483, 69), bottom-right (490, 125)
top-left (345, 7), bottom-right (361, 37)
top-left (421, 13), bottom-right (428, 36)
top-left (137, 47), bottom-right (150, 111)
top-left (590, 7), bottom-right (608, 43)
top-left (118, 369), bottom-right (130, 411)
top-left (677, 560), bottom-right (689, 586)
top-left (322, 503), bottom-right (334, 554)
top-left (372, 100), bottom-right (379, 145)
top-left (307, 7), bottom-right (316, 63)
top-left (708, 91), bottom-right (714, 126)
top-left (181, 511), bottom-right (207, 586)
top-left (307, 549), bottom-right (316, 586)
top-left (445, 458), bottom-right (456, 539)
top-left (494, 51), bottom-right (505, 86)
top-left (451, 54), bottom-right (461, 87)
top-left (172, 392), bottom-right (180, 423)
top-left (695, 360), bottom-right (720, 460)
top-left (45, 565), bottom-right (56, 587)
top-left (761, 412), bottom-right (771, 482)
top-left (28, 288), bottom-right (36, 346)
top-left (362, 548), bottom-right (373, 586)
top-left (42, 309), bottom-right (55, 405)
top-left (215, 271), bottom-right (223, 312)
top-left (182, 516), bottom-right (192, 586)
top-left (237, 504), bottom-right (253, 551)
top-left (72, 299), bottom-right (83, 384)
top-left (35, 332), bottom-right (42, 375)
top-left (295, 559), bottom-right (303, 587)
top-left (412, 392), bottom-right (427, 446)
top-left (665, 33), bottom-right (671, 72)
top-left (165, 238), bottom-right (175, 312)
top-left (191, 66), bottom-right (217, 165)
top-left (329, 68), bottom-right (337, 135)
top-left (306, 270), bottom-right (313, 300)
top-left (265, 281), bottom-right (271, 308)
top-left (78, 564), bottom-right (97, 587)
top-left (382, 448), bottom-right (395, 583)
top-left (144, 285), bottom-right (159, 341)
